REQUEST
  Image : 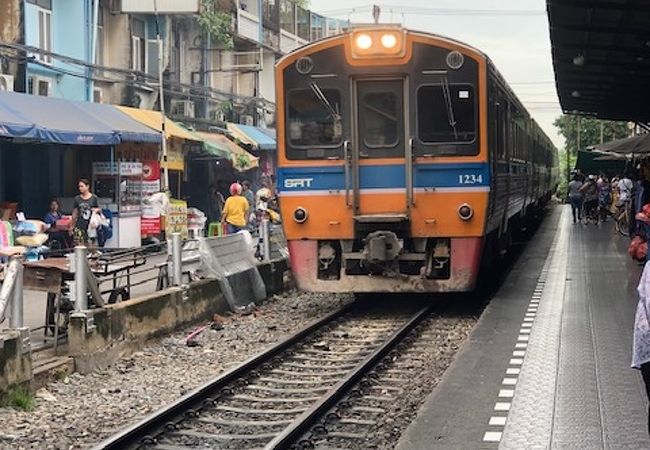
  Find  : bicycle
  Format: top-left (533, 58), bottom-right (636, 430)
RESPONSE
top-left (615, 200), bottom-right (632, 236)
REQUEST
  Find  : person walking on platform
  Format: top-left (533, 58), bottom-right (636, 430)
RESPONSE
top-left (580, 175), bottom-right (599, 223)
top-left (597, 177), bottom-right (612, 222)
top-left (632, 262), bottom-right (650, 434)
top-left (568, 173), bottom-right (584, 224)
top-left (221, 182), bottom-right (249, 234)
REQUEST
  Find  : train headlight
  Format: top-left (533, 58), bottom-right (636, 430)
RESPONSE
top-left (350, 29), bottom-right (406, 59)
top-left (355, 34), bottom-right (373, 50)
top-left (381, 33), bottom-right (398, 49)
top-left (458, 204), bottom-right (474, 221)
top-left (293, 207), bottom-right (308, 224)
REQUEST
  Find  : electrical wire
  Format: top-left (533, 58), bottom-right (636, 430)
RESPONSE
top-left (0, 41), bottom-right (274, 109)
top-left (318, 5), bottom-right (545, 17)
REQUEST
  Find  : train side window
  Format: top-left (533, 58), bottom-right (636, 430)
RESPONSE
top-left (417, 84), bottom-right (476, 144)
top-left (361, 92), bottom-right (399, 148)
top-left (287, 88), bottom-right (343, 148)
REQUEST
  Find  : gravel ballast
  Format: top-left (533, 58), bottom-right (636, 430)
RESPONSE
top-left (0, 290), bottom-right (350, 450)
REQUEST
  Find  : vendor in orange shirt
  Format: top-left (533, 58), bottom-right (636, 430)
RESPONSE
top-left (222, 182), bottom-right (249, 234)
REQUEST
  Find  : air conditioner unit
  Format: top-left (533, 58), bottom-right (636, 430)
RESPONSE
top-left (171, 100), bottom-right (195, 118)
top-left (241, 114), bottom-right (254, 126)
top-left (0, 74), bottom-right (14, 92)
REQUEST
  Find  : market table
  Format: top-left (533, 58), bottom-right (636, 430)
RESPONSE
top-left (23, 254), bottom-right (147, 351)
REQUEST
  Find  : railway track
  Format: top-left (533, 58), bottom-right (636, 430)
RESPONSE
top-left (94, 299), bottom-right (436, 450)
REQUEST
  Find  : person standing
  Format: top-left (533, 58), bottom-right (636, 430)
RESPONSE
top-left (256, 178), bottom-right (273, 206)
top-left (619, 173), bottom-right (635, 206)
top-left (567, 173), bottom-right (584, 224)
top-left (580, 174), bottom-right (599, 223)
top-left (633, 262), bottom-right (650, 434)
top-left (221, 182), bottom-right (249, 234)
top-left (242, 180), bottom-right (255, 215)
top-left (70, 178), bottom-right (100, 246)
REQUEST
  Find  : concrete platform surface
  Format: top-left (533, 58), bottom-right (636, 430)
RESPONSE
top-left (397, 205), bottom-right (650, 449)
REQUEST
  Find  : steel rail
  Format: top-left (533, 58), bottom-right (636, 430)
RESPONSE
top-left (264, 304), bottom-right (432, 449)
top-left (92, 302), bottom-right (355, 450)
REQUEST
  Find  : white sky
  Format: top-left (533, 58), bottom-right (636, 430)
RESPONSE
top-left (309, 0), bottom-right (566, 149)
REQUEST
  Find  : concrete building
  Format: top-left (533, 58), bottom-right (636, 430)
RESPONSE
top-left (0, 0), bottom-right (347, 128)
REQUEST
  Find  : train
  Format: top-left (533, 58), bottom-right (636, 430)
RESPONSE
top-left (275, 26), bottom-right (558, 293)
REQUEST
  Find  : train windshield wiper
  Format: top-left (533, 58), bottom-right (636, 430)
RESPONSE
top-left (310, 82), bottom-right (341, 124)
top-left (441, 77), bottom-right (458, 140)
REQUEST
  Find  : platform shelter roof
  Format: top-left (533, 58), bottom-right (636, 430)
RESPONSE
top-left (548, 0), bottom-right (650, 122)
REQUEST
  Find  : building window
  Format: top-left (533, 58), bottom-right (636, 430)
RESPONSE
top-left (93, 88), bottom-right (103, 103)
top-left (95, 5), bottom-right (105, 65)
top-left (35, 1), bottom-right (53, 64)
top-left (28, 76), bottom-right (51, 97)
top-left (131, 18), bottom-right (146, 72)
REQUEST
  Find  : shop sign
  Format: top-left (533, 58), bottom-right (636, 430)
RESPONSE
top-left (141, 161), bottom-right (162, 235)
top-left (166, 199), bottom-right (188, 239)
top-left (161, 142), bottom-right (185, 171)
top-left (92, 161), bottom-right (143, 176)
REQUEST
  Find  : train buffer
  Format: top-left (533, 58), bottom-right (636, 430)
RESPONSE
top-left (396, 204), bottom-right (650, 449)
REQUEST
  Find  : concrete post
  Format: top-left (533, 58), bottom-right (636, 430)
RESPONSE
top-left (9, 256), bottom-right (23, 329)
top-left (172, 232), bottom-right (182, 286)
top-left (261, 219), bottom-right (271, 262)
top-left (75, 246), bottom-right (88, 311)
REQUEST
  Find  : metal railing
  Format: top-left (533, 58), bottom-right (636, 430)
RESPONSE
top-left (1, 227), bottom-right (290, 353)
top-left (0, 255), bottom-right (24, 328)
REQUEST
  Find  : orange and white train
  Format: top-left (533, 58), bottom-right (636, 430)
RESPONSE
top-left (275, 26), bottom-right (558, 293)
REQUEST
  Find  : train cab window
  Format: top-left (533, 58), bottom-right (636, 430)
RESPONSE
top-left (361, 92), bottom-right (399, 148)
top-left (287, 88), bottom-right (342, 148)
top-left (417, 84), bottom-right (476, 144)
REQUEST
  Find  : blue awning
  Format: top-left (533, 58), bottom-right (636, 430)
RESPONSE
top-left (0, 91), bottom-right (161, 145)
top-left (0, 96), bottom-right (39, 140)
top-left (227, 123), bottom-right (276, 151)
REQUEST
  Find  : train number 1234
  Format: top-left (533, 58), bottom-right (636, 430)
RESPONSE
top-left (458, 174), bottom-right (483, 184)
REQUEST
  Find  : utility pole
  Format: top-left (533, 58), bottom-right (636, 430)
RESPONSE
top-left (600, 120), bottom-right (604, 144)
top-left (571, 115), bottom-right (581, 183)
top-left (372, 5), bottom-right (381, 24)
top-left (154, 0), bottom-right (169, 192)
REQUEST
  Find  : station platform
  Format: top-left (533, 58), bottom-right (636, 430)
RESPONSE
top-left (397, 205), bottom-right (650, 449)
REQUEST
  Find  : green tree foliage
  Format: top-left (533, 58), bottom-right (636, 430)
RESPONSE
top-left (553, 115), bottom-right (629, 155)
top-left (199, 0), bottom-right (234, 49)
top-left (553, 115), bottom-right (629, 198)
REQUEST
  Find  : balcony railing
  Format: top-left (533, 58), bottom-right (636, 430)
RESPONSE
top-left (121, 0), bottom-right (200, 14)
top-left (237, 8), bottom-right (261, 43)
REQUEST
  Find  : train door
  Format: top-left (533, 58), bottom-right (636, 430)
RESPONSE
top-left (351, 78), bottom-right (409, 216)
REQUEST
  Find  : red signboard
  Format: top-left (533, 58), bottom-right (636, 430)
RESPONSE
top-left (141, 161), bottom-right (162, 235)
top-left (141, 217), bottom-right (161, 235)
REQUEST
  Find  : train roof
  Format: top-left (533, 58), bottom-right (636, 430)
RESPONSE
top-left (277, 27), bottom-right (557, 152)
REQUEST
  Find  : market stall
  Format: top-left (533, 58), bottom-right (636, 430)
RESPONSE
top-left (116, 106), bottom-right (202, 240)
top-left (226, 123), bottom-right (276, 179)
top-left (0, 91), bottom-right (161, 251)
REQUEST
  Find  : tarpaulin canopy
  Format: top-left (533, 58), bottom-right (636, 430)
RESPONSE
top-left (226, 123), bottom-right (276, 151)
top-left (0, 91), bottom-right (161, 145)
top-left (592, 134), bottom-right (650, 155)
top-left (117, 106), bottom-right (199, 142)
top-left (195, 131), bottom-right (259, 172)
top-left (576, 149), bottom-right (627, 175)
